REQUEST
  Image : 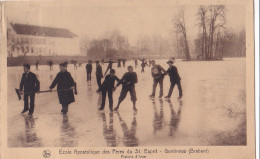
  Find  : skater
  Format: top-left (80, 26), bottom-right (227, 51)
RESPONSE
top-left (98, 69), bottom-right (120, 111)
top-left (86, 60), bottom-right (92, 81)
top-left (139, 58), bottom-right (148, 73)
top-left (104, 59), bottom-right (114, 76)
top-left (134, 59), bottom-right (138, 68)
top-left (164, 59), bottom-right (183, 99)
top-left (35, 60), bottom-right (39, 70)
top-left (117, 59), bottom-right (121, 68)
top-left (73, 60), bottom-right (77, 70)
top-left (19, 64), bottom-right (40, 115)
top-left (48, 60), bottom-right (53, 71)
top-left (95, 60), bottom-right (103, 91)
top-left (122, 59), bottom-right (126, 67)
top-left (114, 65), bottom-right (138, 111)
top-left (149, 60), bottom-right (166, 98)
top-left (49, 63), bottom-right (76, 114)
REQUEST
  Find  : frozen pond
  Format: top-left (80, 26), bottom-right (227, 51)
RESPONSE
top-left (7, 58), bottom-right (246, 147)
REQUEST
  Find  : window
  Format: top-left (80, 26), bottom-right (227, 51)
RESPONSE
top-left (39, 47), bottom-right (42, 53)
top-left (31, 47), bottom-right (34, 54)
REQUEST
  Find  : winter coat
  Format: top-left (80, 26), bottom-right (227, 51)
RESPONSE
top-left (50, 71), bottom-right (75, 105)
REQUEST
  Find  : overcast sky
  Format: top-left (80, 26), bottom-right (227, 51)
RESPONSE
top-left (5, 0), bottom-right (245, 45)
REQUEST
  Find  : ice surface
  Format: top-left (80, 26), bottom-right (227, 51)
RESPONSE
top-left (7, 58), bottom-right (246, 147)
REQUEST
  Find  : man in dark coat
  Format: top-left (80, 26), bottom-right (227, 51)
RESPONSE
top-left (149, 60), bottom-right (167, 98)
top-left (86, 60), bottom-right (92, 81)
top-left (99, 69), bottom-right (120, 111)
top-left (95, 60), bottom-right (103, 91)
top-left (164, 59), bottom-right (183, 99)
top-left (49, 63), bottom-right (76, 114)
top-left (19, 64), bottom-right (40, 115)
top-left (114, 66), bottom-right (138, 111)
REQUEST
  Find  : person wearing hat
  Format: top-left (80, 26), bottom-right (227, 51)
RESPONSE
top-left (49, 63), bottom-right (76, 114)
top-left (86, 60), bottom-right (93, 81)
top-left (95, 60), bottom-right (103, 91)
top-left (19, 64), bottom-right (40, 115)
top-left (149, 60), bottom-right (167, 98)
top-left (164, 59), bottom-right (182, 99)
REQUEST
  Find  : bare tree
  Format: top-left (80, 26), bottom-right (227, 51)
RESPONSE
top-left (207, 5), bottom-right (225, 59)
top-left (197, 6), bottom-right (208, 59)
top-left (196, 5), bottom-right (225, 60)
top-left (173, 9), bottom-right (191, 61)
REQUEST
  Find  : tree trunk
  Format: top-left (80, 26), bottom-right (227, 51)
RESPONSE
top-left (183, 31), bottom-right (191, 60)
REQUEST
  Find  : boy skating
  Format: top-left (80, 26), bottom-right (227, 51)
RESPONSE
top-left (164, 59), bottom-right (182, 99)
top-left (149, 60), bottom-right (167, 98)
top-left (114, 66), bottom-right (138, 111)
top-left (99, 69), bottom-right (120, 111)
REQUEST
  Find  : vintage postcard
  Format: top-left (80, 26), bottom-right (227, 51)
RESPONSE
top-left (0, 0), bottom-right (256, 158)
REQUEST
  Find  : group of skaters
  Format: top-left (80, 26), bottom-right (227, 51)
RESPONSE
top-left (18, 57), bottom-right (182, 116)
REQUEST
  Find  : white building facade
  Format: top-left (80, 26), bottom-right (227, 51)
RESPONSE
top-left (8, 23), bottom-right (80, 57)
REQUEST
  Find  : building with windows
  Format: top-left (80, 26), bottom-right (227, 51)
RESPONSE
top-left (7, 23), bottom-right (80, 57)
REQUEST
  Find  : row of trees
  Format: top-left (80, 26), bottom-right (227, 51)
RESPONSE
top-left (81, 31), bottom-right (133, 60)
top-left (136, 34), bottom-right (173, 58)
top-left (173, 5), bottom-right (246, 61)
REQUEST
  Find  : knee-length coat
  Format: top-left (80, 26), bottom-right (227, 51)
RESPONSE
top-left (50, 71), bottom-right (75, 105)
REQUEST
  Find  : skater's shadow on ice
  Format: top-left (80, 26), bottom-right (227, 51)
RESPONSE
top-left (101, 112), bottom-right (118, 147)
top-left (116, 111), bottom-right (139, 147)
top-left (59, 115), bottom-right (78, 147)
top-left (151, 99), bottom-right (182, 137)
top-left (23, 115), bottom-right (41, 147)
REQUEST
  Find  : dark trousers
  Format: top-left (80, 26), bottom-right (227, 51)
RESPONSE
top-left (24, 93), bottom-right (35, 113)
top-left (118, 85), bottom-right (137, 103)
top-left (151, 77), bottom-right (164, 96)
top-left (167, 81), bottom-right (183, 97)
top-left (62, 104), bottom-right (69, 113)
top-left (96, 76), bottom-right (102, 88)
top-left (87, 71), bottom-right (92, 81)
top-left (141, 67), bottom-right (145, 73)
top-left (101, 89), bottom-right (113, 109)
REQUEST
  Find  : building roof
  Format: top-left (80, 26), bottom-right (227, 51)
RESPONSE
top-left (11, 23), bottom-right (77, 38)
